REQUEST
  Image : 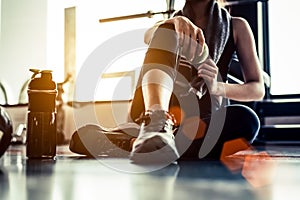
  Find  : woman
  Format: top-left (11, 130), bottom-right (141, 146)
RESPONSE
top-left (129, 0), bottom-right (265, 164)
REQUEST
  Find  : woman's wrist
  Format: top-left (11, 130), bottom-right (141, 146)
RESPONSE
top-left (213, 82), bottom-right (226, 97)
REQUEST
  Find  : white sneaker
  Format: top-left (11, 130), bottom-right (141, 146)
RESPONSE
top-left (129, 110), bottom-right (180, 164)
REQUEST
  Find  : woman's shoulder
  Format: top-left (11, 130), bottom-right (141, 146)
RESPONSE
top-left (231, 16), bottom-right (253, 44)
top-left (232, 16), bottom-right (250, 28)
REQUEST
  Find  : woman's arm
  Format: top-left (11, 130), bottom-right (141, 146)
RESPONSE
top-left (202, 17), bottom-right (265, 102)
top-left (227, 17), bottom-right (265, 101)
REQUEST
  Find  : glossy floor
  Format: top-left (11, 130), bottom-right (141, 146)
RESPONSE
top-left (1, 144), bottom-right (300, 200)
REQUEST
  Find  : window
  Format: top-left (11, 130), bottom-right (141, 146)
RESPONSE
top-left (268, 0), bottom-right (300, 96)
top-left (47, 0), bottom-right (167, 102)
top-left (74, 0), bottom-right (167, 101)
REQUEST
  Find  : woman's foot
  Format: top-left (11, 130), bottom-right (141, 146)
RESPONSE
top-left (129, 110), bottom-right (179, 164)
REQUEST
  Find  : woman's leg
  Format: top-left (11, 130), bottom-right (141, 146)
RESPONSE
top-left (142, 69), bottom-right (174, 112)
top-left (129, 24), bottom-right (181, 163)
top-left (180, 104), bottom-right (260, 160)
top-left (205, 104), bottom-right (260, 159)
top-left (129, 23), bottom-right (179, 121)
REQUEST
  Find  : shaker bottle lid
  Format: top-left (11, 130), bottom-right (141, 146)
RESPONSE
top-left (30, 69), bottom-right (41, 73)
top-left (29, 69), bottom-right (41, 78)
top-left (41, 70), bottom-right (53, 73)
top-left (28, 69), bottom-right (56, 91)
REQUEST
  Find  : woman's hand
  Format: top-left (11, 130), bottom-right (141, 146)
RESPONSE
top-left (197, 58), bottom-right (223, 96)
top-left (165, 16), bottom-right (205, 62)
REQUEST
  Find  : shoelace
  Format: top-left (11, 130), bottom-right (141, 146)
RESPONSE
top-left (135, 110), bottom-right (177, 133)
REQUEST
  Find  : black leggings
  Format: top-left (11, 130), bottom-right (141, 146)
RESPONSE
top-left (177, 104), bottom-right (260, 160)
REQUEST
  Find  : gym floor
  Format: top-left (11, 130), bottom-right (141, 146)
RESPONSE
top-left (1, 143), bottom-right (300, 200)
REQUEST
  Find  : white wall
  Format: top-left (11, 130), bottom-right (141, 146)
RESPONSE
top-left (0, 0), bottom-right (48, 104)
top-left (0, 0), bottom-right (165, 137)
top-left (0, 0), bottom-right (165, 105)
